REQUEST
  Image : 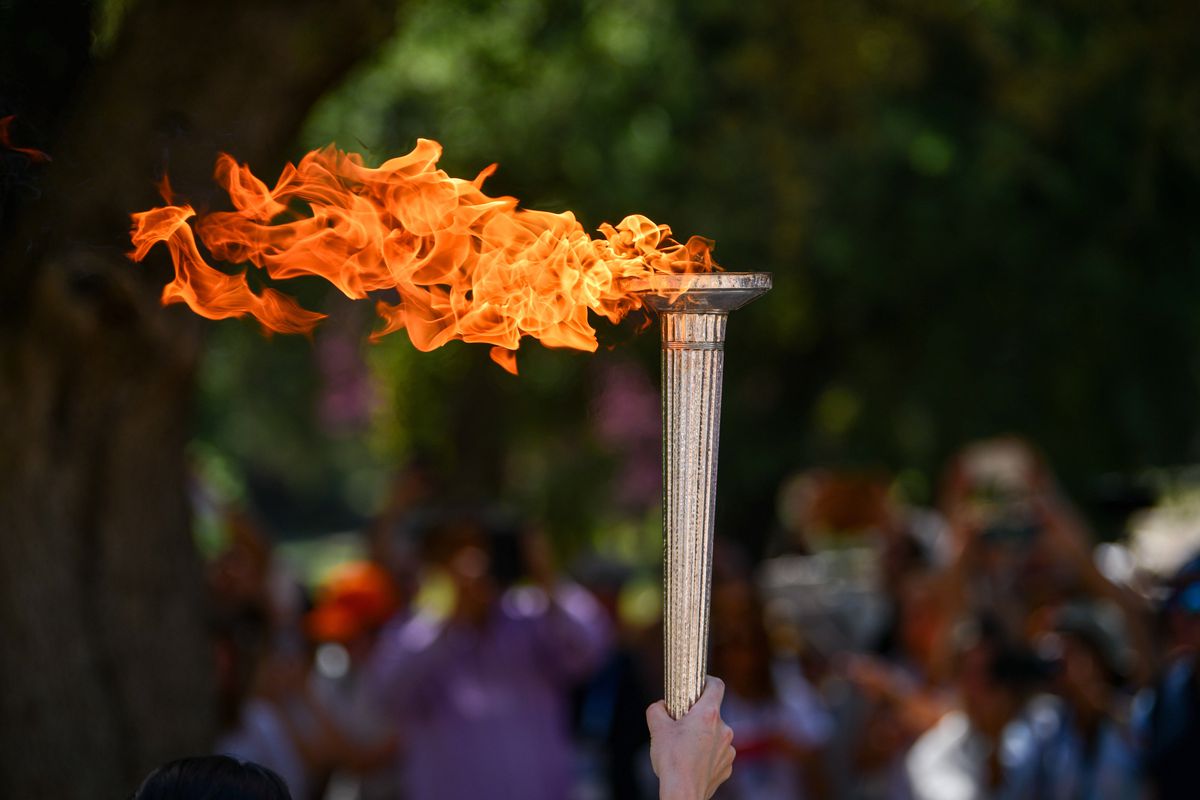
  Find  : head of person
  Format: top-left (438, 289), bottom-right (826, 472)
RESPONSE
top-left (940, 437), bottom-right (1048, 514)
top-left (954, 617), bottom-right (1045, 738)
top-left (1042, 603), bottom-right (1128, 715)
top-left (132, 755), bottom-right (290, 800)
top-left (423, 516), bottom-right (500, 625)
top-left (306, 560), bottom-right (399, 660)
top-left (942, 437), bottom-right (1083, 603)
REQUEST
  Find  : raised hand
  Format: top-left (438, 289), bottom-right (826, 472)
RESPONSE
top-left (647, 676), bottom-right (736, 800)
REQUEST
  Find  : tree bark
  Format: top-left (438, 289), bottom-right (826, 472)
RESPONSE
top-left (0, 1), bottom-right (397, 796)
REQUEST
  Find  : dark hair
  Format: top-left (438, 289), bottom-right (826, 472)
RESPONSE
top-left (954, 613), bottom-right (1053, 693)
top-left (133, 755), bottom-right (291, 800)
top-left (1053, 604), bottom-right (1130, 686)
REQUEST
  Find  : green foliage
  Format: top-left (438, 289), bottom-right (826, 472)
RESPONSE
top-left (196, 0), bottom-right (1200, 552)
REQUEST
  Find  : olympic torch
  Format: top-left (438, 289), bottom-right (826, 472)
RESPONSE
top-left (638, 272), bottom-right (771, 718)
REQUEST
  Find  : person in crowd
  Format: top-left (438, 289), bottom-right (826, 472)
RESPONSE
top-left (708, 570), bottom-right (831, 798)
top-left (207, 508), bottom-right (277, 731)
top-left (835, 565), bottom-right (955, 800)
top-left (367, 459), bottom-right (436, 597)
top-left (216, 561), bottom-right (402, 800)
top-left (216, 636), bottom-right (354, 800)
top-left (365, 514), bottom-right (613, 800)
top-left (939, 438), bottom-right (1152, 681)
top-left (572, 556), bottom-right (656, 799)
top-left (1027, 603), bottom-right (1141, 799)
top-left (904, 617), bottom-right (1048, 800)
top-left (132, 755), bottom-right (291, 800)
top-left (1137, 553), bottom-right (1200, 800)
top-left (304, 561), bottom-right (405, 799)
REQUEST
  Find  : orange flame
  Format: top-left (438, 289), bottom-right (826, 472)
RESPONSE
top-left (0, 115), bottom-right (51, 163)
top-left (129, 139), bottom-right (715, 373)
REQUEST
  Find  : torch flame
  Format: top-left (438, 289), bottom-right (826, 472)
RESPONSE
top-left (129, 138), bottom-right (715, 373)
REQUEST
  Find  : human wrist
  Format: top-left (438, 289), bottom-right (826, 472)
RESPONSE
top-left (659, 775), bottom-right (703, 800)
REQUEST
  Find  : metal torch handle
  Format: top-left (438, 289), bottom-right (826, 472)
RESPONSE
top-left (661, 311), bottom-right (727, 719)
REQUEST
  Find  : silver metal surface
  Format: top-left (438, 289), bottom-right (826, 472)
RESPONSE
top-left (637, 272), bottom-right (773, 314)
top-left (639, 272), bottom-right (771, 719)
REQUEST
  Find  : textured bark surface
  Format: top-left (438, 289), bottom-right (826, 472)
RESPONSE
top-left (0, 1), bottom-right (396, 796)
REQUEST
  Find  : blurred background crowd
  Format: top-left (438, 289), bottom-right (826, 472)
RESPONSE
top-left (198, 436), bottom-right (1200, 800)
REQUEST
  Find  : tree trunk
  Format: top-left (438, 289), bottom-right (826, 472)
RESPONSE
top-left (0, 1), bottom-right (396, 796)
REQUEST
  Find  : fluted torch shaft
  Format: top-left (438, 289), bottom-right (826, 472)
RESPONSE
top-left (660, 311), bottom-right (727, 718)
top-left (641, 272), bottom-right (771, 720)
